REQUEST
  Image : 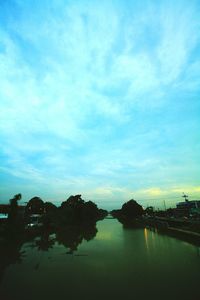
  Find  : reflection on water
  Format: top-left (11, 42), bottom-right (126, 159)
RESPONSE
top-left (0, 237), bottom-right (25, 285)
top-left (30, 224), bottom-right (97, 255)
top-left (56, 224), bottom-right (97, 254)
top-left (144, 228), bottom-right (149, 251)
top-left (0, 219), bottom-right (200, 300)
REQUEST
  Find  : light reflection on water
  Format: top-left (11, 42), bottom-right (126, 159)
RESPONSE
top-left (0, 219), bottom-right (200, 300)
top-left (144, 228), bottom-right (149, 251)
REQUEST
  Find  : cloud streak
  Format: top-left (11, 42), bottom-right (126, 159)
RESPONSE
top-left (0, 0), bottom-right (200, 207)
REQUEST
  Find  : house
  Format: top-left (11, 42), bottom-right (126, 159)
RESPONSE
top-left (0, 213), bottom-right (8, 224)
top-left (25, 214), bottom-right (43, 229)
top-left (176, 200), bottom-right (200, 217)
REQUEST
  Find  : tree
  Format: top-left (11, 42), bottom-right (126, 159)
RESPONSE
top-left (44, 202), bottom-right (57, 213)
top-left (7, 194), bottom-right (23, 232)
top-left (145, 206), bottom-right (154, 216)
top-left (82, 201), bottom-right (99, 221)
top-left (8, 193), bottom-right (22, 222)
top-left (58, 195), bottom-right (107, 225)
top-left (61, 195), bottom-right (84, 209)
top-left (121, 199), bottom-right (144, 218)
top-left (25, 197), bottom-right (44, 215)
top-left (42, 202), bottom-right (58, 228)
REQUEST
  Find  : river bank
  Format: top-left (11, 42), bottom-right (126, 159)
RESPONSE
top-left (143, 216), bottom-right (200, 245)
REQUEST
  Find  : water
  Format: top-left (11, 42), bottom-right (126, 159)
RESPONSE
top-left (0, 219), bottom-right (200, 300)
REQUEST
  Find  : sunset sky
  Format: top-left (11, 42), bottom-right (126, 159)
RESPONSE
top-left (0, 0), bottom-right (200, 209)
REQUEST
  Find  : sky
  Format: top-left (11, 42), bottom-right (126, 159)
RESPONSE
top-left (0, 0), bottom-right (200, 210)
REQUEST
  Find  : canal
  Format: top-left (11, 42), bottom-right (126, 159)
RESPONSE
top-left (0, 218), bottom-right (199, 300)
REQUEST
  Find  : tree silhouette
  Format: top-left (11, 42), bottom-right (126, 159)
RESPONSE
top-left (25, 197), bottom-right (44, 215)
top-left (121, 199), bottom-right (144, 218)
top-left (7, 193), bottom-right (22, 227)
top-left (111, 199), bottom-right (144, 227)
top-left (58, 195), bottom-right (107, 225)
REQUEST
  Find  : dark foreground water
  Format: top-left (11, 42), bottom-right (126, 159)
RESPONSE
top-left (0, 219), bottom-right (200, 300)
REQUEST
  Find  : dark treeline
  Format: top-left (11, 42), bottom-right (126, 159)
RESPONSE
top-left (111, 199), bottom-right (144, 227)
top-left (1, 194), bottom-right (107, 230)
top-left (0, 195), bottom-right (148, 262)
top-left (1, 195), bottom-right (148, 234)
top-left (0, 195), bottom-right (146, 275)
top-left (0, 194), bottom-right (107, 280)
top-left (25, 194), bottom-right (107, 227)
top-left (1, 195), bottom-right (200, 280)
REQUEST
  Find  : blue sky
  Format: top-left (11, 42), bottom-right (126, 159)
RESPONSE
top-left (0, 0), bottom-right (200, 209)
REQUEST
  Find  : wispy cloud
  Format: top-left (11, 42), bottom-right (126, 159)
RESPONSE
top-left (0, 0), bottom-right (200, 206)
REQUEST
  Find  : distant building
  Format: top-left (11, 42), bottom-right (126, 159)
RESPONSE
top-left (0, 204), bottom-right (10, 214)
top-left (0, 213), bottom-right (8, 224)
top-left (0, 213), bottom-right (8, 219)
top-left (176, 200), bottom-right (200, 216)
top-left (25, 214), bottom-right (43, 229)
top-left (0, 204), bottom-right (26, 220)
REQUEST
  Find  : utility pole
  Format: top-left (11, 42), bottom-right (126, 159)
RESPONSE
top-left (182, 192), bottom-right (189, 202)
top-left (163, 200), bottom-right (166, 211)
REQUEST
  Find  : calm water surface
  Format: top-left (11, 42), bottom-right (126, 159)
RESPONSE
top-left (0, 219), bottom-right (200, 300)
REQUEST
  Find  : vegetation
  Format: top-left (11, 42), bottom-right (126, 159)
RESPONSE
top-left (0, 193), bottom-right (107, 243)
top-left (6, 193), bottom-right (24, 235)
top-left (25, 196), bottom-right (44, 215)
top-left (8, 193), bottom-right (22, 221)
top-left (0, 192), bottom-right (200, 272)
top-left (22, 194), bottom-right (107, 229)
top-left (0, 193), bottom-right (107, 267)
top-left (111, 199), bottom-right (144, 227)
top-left (54, 195), bottom-right (107, 228)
